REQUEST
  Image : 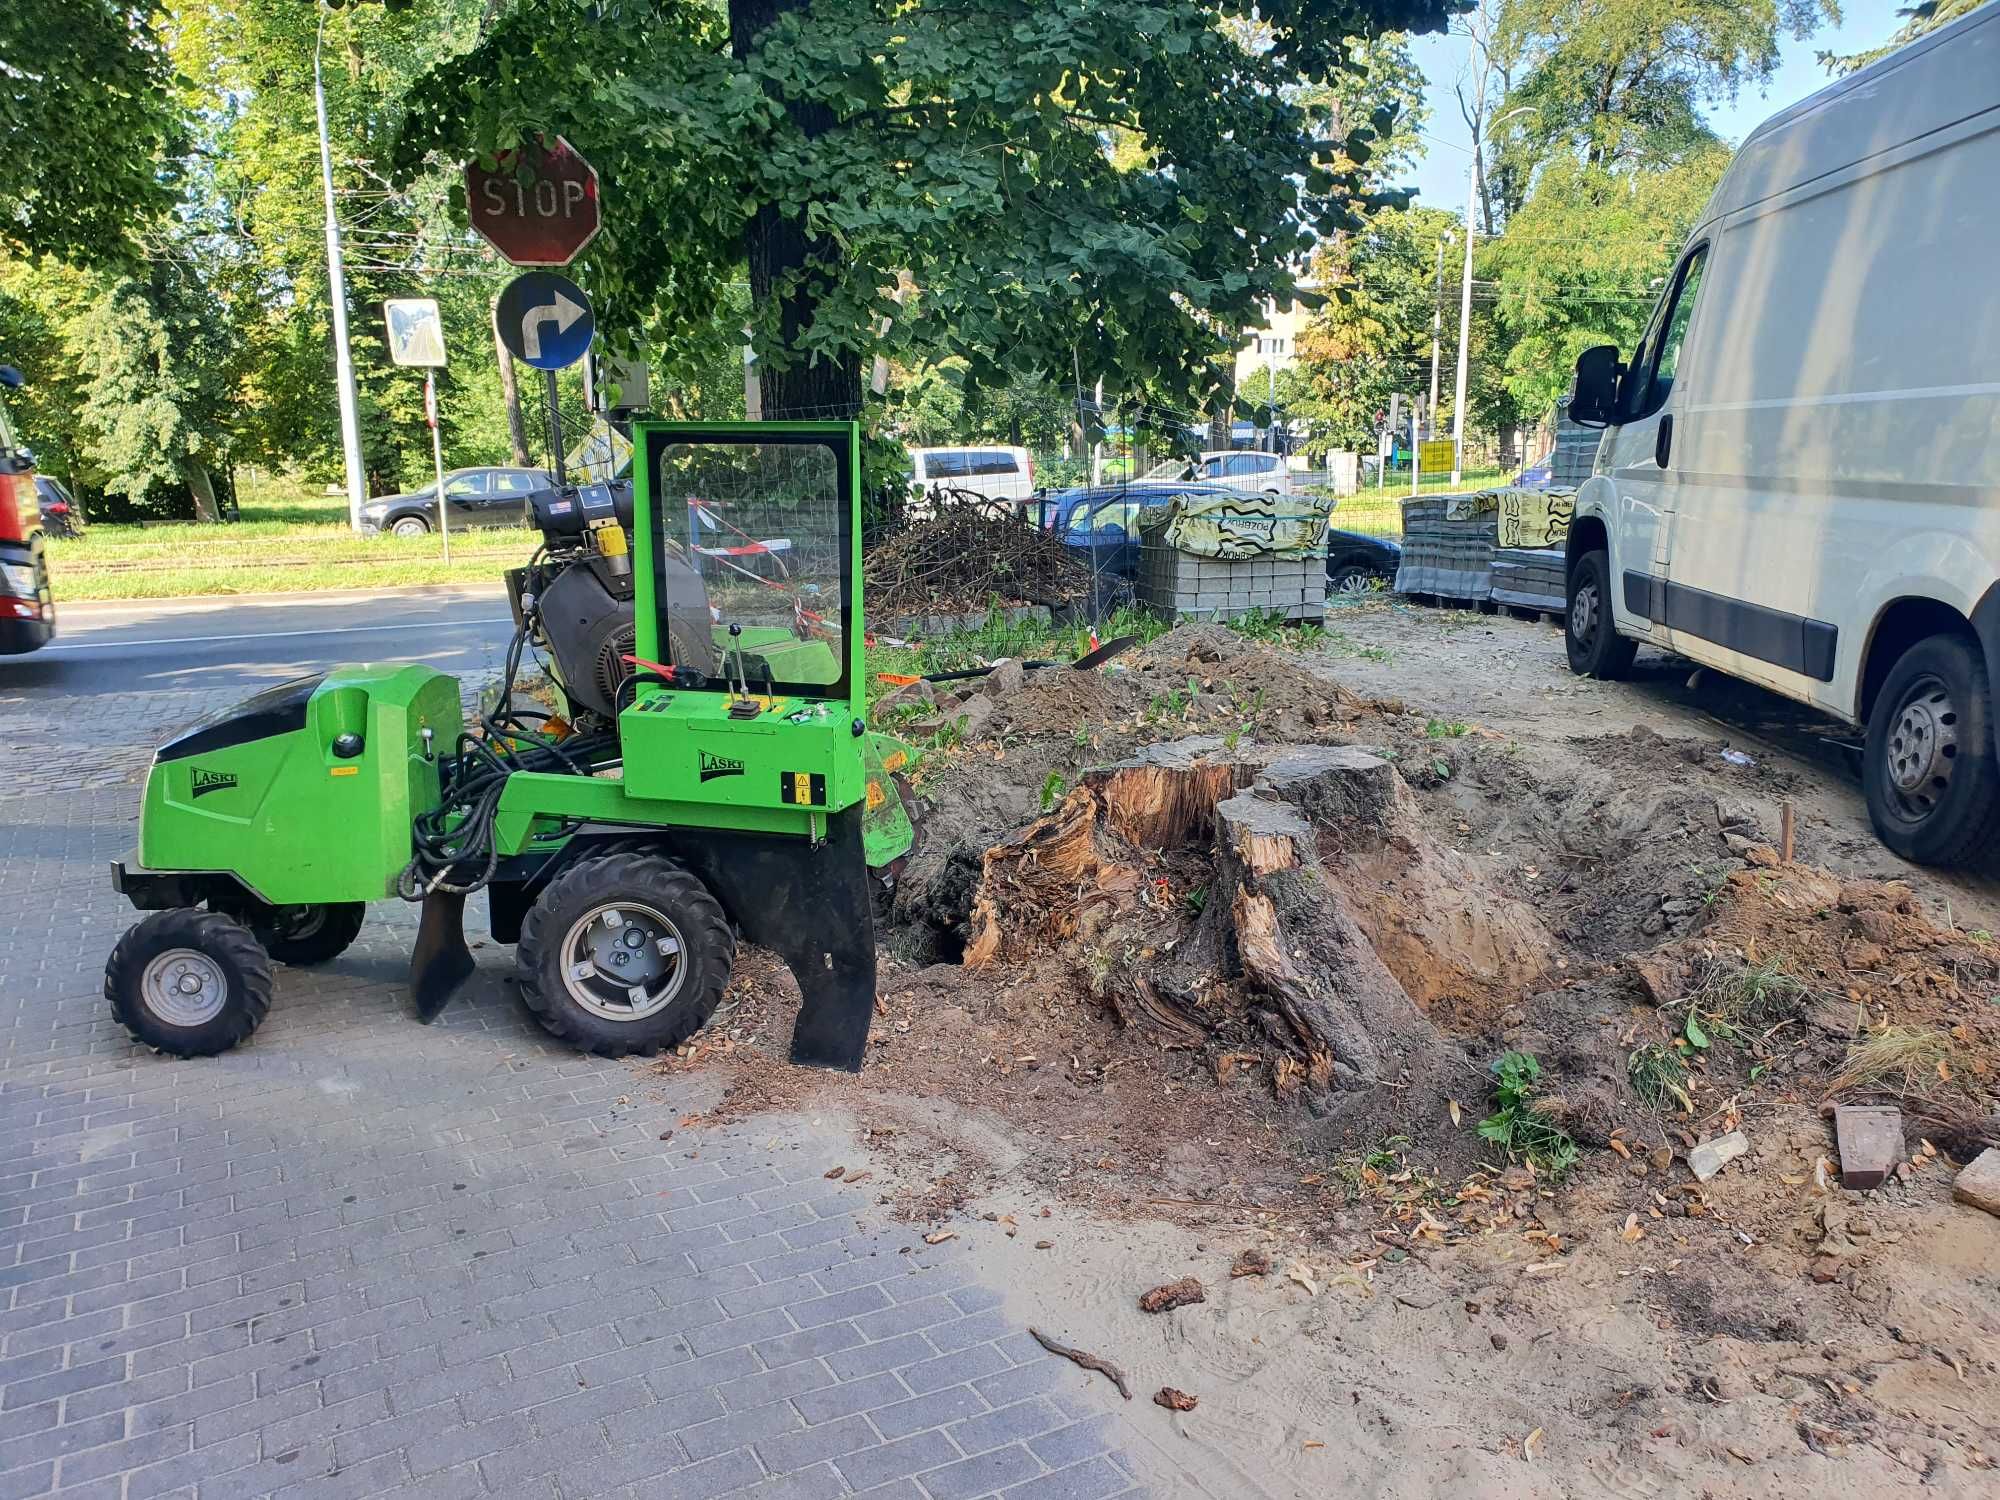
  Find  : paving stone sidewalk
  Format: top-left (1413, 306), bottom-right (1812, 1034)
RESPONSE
top-left (0, 680), bottom-right (1163, 1498)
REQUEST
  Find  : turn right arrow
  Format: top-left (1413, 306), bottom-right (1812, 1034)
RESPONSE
top-left (521, 291), bottom-right (585, 362)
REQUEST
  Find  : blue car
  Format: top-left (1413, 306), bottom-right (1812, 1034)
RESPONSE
top-left (1046, 482), bottom-right (1400, 594)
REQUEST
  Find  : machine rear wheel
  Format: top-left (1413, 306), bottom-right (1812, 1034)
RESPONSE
top-left (516, 852), bottom-right (736, 1057)
top-left (253, 902), bottom-right (366, 966)
top-left (105, 909), bottom-right (274, 1057)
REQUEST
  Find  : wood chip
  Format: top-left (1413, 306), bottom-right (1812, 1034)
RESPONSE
top-left (1154, 1387), bottom-right (1198, 1412)
top-left (1028, 1327), bottom-right (1130, 1400)
top-left (823, 1165), bottom-right (846, 1179)
top-left (924, 1230), bottom-right (957, 1245)
top-left (1138, 1277), bottom-right (1205, 1313)
top-left (1230, 1247), bottom-right (1273, 1278)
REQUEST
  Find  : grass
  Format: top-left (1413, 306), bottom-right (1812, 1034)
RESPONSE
top-left (46, 473), bottom-right (529, 601)
top-left (1477, 1051), bottom-right (1580, 1179)
top-left (1828, 1025), bottom-right (1980, 1101)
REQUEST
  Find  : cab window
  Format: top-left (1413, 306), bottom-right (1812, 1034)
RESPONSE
top-left (1626, 245), bottom-right (1707, 418)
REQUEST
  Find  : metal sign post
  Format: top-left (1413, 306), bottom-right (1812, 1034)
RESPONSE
top-left (383, 298), bottom-right (452, 563)
top-left (425, 373), bottom-right (452, 564)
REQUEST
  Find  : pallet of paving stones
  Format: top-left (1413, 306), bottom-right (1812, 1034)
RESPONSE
top-left (1395, 496), bottom-right (1498, 601)
top-left (1490, 545), bottom-right (1566, 616)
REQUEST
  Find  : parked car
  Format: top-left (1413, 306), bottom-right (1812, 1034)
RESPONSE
top-left (1326, 531), bottom-right (1401, 594)
top-left (0, 365), bottom-right (54, 655)
top-left (358, 466), bottom-right (554, 536)
top-left (907, 446), bottom-right (1036, 513)
top-left (34, 476), bottom-right (82, 538)
top-left (1561, 2), bottom-right (2000, 868)
top-left (1142, 449), bottom-right (1294, 495)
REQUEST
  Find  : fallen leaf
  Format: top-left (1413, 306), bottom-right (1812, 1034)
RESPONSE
top-left (1284, 1261), bottom-right (1321, 1297)
top-left (924, 1230), bottom-right (957, 1245)
top-left (1524, 1427), bottom-right (1544, 1462)
top-left (1726, 1445), bottom-right (1754, 1464)
top-left (824, 1165), bottom-right (846, 1179)
top-left (1448, 1099), bottom-right (1462, 1127)
top-left (1620, 1212), bottom-right (1644, 1244)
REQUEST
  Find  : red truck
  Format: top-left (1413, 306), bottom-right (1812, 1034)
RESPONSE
top-left (0, 366), bottom-right (54, 655)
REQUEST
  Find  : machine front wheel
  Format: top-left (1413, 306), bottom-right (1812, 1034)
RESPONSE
top-left (105, 909), bottom-right (274, 1057)
top-left (249, 902), bottom-right (366, 966)
top-left (516, 852), bottom-right (736, 1057)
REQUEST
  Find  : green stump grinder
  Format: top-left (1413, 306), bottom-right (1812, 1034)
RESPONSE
top-left (104, 423), bottom-right (915, 1069)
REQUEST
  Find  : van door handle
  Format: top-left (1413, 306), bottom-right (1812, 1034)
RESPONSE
top-left (1655, 414), bottom-right (1674, 468)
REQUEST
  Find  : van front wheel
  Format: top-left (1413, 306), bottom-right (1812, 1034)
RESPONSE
top-left (1565, 549), bottom-right (1638, 680)
top-left (1863, 633), bottom-right (2000, 869)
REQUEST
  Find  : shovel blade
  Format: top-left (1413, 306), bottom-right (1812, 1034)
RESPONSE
top-left (410, 889), bottom-right (476, 1022)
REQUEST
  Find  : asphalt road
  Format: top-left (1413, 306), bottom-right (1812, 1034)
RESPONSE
top-left (6, 586), bottom-right (520, 701)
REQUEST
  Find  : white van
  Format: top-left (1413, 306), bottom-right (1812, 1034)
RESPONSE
top-left (1561, 4), bottom-right (2000, 867)
top-left (1144, 449), bottom-right (1295, 495)
top-left (907, 446), bottom-right (1035, 511)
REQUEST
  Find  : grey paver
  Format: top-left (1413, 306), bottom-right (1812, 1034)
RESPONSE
top-left (0, 674), bottom-right (1146, 1498)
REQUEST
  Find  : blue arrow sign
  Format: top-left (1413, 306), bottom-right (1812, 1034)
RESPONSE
top-left (495, 271), bottom-right (594, 371)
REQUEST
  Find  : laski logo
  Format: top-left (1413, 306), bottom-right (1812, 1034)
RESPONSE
top-left (190, 767), bottom-right (239, 799)
top-left (698, 750), bottom-right (745, 782)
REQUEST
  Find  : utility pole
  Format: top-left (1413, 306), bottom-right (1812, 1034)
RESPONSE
top-left (1452, 105), bottom-right (1535, 487)
top-left (313, 4), bottom-right (367, 531)
top-left (1428, 233), bottom-right (1449, 438)
top-left (1449, 160), bottom-right (1477, 486)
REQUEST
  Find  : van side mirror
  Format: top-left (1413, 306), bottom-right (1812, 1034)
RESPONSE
top-left (1568, 345), bottom-right (1622, 428)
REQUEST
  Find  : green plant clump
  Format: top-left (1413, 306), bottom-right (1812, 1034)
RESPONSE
top-left (1477, 1051), bottom-right (1580, 1179)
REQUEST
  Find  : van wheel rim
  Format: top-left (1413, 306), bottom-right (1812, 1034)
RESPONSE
top-left (559, 902), bottom-right (687, 1022)
top-left (1884, 674), bottom-right (1958, 812)
top-left (1571, 581), bottom-right (1601, 642)
top-left (141, 950), bottom-right (228, 1027)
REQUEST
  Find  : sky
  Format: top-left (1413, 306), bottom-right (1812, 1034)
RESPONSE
top-left (1395, 0), bottom-right (1912, 211)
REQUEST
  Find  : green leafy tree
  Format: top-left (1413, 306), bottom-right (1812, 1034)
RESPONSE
top-left (391, 0), bottom-right (1460, 422)
top-left (1822, 0), bottom-right (1988, 73)
top-left (1293, 204), bottom-right (1462, 448)
top-left (0, 2), bottom-right (183, 264)
top-left (67, 258), bottom-right (246, 519)
top-left (1481, 145), bottom-right (1728, 417)
top-left (1493, 0), bottom-right (1838, 179)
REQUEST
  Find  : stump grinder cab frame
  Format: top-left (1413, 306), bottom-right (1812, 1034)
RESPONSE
top-left (106, 422), bottom-right (913, 1069)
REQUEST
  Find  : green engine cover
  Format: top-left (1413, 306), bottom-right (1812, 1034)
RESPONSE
top-left (137, 664), bottom-right (463, 904)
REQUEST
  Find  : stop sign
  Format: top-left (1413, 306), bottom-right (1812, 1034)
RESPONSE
top-left (465, 136), bottom-right (601, 267)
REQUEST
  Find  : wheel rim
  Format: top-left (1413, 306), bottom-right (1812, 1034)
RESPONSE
top-left (272, 906), bottom-right (325, 941)
top-left (393, 520), bottom-right (426, 536)
top-left (1571, 579), bottom-right (1601, 644)
top-left (1331, 570), bottom-right (1371, 596)
top-left (140, 949), bottom-right (228, 1027)
top-left (1882, 672), bottom-right (1959, 818)
top-left (558, 901), bottom-right (687, 1022)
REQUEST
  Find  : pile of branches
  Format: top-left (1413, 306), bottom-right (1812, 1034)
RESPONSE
top-left (866, 489), bottom-right (1094, 619)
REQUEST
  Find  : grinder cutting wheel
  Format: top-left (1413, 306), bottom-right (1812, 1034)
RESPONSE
top-left (104, 422), bottom-right (916, 1067)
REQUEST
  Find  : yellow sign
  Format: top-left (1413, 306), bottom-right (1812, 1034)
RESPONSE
top-left (1418, 439), bottom-right (1458, 474)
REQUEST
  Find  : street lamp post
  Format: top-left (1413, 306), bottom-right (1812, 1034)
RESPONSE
top-left (1428, 232), bottom-right (1451, 435)
top-left (1450, 106), bottom-right (1535, 486)
top-left (314, 4), bottom-right (368, 530)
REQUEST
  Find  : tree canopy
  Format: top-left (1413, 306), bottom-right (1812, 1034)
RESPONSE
top-left (0, 2), bottom-right (183, 266)
top-left (391, 0), bottom-right (1461, 419)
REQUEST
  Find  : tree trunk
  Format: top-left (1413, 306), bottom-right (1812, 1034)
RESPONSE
top-left (728, 0), bottom-right (864, 421)
top-left (494, 330), bottom-right (531, 466)
top-left (182, 459), bottom-right (220, 523)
